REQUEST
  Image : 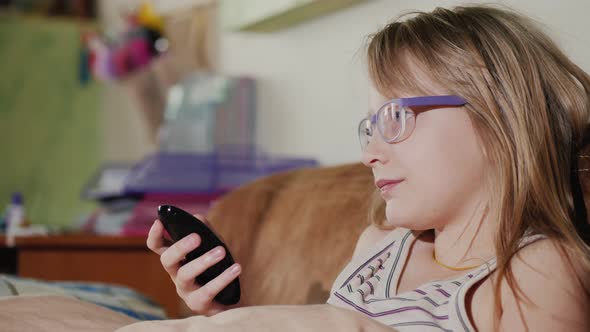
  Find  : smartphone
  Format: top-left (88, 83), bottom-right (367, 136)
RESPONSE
top-left (157, 205), bottom-right (240, 305)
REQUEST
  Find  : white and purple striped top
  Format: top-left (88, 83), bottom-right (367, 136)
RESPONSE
top-left (326, 227), bottom-right (543, 331)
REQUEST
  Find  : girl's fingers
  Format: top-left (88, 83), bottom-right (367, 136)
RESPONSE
top-left (175, 246), bottom-right (226, 291)
top-left (159, 233), bottom-right (201, 277)
top-left (147, 220), bottom-right (172, 255)
top-left (184, 263), bottom-right (241, 311)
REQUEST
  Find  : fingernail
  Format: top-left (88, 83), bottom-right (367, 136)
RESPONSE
top-left (211, 247), bottom-right (224, 258)
top-left (230, 264), bottom-right (241, 275)
top-left (188, 234), bottom-right (200, 246)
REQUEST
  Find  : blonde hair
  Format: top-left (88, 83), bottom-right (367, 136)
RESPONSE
top-left (365, 4), bottom-right (590, 326)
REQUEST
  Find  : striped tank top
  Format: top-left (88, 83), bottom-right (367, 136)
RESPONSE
top-left (326, 227), bottom-right (544, 331)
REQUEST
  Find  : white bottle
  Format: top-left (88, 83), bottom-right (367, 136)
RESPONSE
top-left (6, 192), bottom-right (25, 247)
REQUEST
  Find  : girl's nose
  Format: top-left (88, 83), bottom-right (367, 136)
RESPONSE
top-left (361, 134), bottom-right (390, 167)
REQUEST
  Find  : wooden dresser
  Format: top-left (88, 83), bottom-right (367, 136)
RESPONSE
top-left (0, 234), bottom-right (184, 318)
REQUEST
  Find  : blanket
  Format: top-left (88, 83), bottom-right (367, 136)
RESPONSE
top-left (0, 295), bottom-right (397, 332)
top-left (0, 295), bottom-right (137, 332)
top-left (117, 304), bottom-right (396, 332)
top-left (0, 274), bottom-right (166, 320)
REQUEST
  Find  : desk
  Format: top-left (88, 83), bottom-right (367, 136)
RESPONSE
top-left (0, 234), bottom-right (184, 318)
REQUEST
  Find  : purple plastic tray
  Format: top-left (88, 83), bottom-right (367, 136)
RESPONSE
top-left (123, 151), bottom-right (318, 194)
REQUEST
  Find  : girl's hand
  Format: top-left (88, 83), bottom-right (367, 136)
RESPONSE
top-left (146, 218), bottom-right (242, 316)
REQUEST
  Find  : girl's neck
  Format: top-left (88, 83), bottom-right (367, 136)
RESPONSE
top-left (431, 205), bottom-right (496, 269)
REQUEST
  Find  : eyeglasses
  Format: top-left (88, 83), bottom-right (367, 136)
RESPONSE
top-left (358, 95), bottom-right (467, 150)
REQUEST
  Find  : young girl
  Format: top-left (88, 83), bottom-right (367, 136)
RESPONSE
top-left (147, 5), bottom-right (590, 331)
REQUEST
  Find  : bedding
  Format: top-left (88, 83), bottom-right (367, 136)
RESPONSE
top-left (0, 295), bottom-right (137, 332)
top-left (0, 274), bottom-right (166, 320)
top-left (115, 304), bottom-right (397, 332)
top-left (0, 295), bottom-right (397, 332)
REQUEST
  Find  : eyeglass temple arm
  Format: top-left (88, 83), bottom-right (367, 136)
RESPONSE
top-left (368, 95), bottom-right (467, 124)
top-left (399, 95), bottom-right (467, 107)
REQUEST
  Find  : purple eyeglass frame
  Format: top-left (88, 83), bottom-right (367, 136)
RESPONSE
top-left (368, 95), bottom-right (467, 124)
top-left (360, 95), bottom-right (467, 147)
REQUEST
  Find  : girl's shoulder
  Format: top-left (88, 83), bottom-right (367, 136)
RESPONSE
top-left (497, 238), bottom-right (589, 330)
top-left (351, 224), bottom-right (394, 260)
top-left (469, 237), bottom-right (589, 332)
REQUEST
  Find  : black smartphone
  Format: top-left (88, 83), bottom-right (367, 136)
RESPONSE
top-left (157, 205), bottom-right (240, 305)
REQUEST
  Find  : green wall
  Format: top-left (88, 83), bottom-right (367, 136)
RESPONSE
top-left (0, 16), bottom-right (102, 228)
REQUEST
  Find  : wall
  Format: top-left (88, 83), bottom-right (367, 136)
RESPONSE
top-left (100, 0), bottom-right (590, 165)
top-left (0, 17), bottom-right (102, 226)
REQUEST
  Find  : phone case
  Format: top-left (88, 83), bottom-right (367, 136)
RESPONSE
top-left (157, 205), bottom-right (241, 305)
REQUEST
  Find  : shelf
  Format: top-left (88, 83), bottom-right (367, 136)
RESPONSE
top-left (0, 234), bottom-right (148, 249)
top-left (220, 0), bottom-right (367, 32)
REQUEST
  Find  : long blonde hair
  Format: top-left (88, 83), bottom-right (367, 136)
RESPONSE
top-left (365, 4), bottom-right (590, 324)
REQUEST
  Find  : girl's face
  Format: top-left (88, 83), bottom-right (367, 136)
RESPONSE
top-left (362, 82), bottom-right (489, 230)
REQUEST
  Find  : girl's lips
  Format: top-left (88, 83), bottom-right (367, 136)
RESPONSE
top-left (375, 179), bottom-right (404, 189)
top-left (375, 179), bottom-right (404, 198)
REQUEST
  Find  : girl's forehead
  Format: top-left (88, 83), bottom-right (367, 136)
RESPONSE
top-left (367, 83), bottom-right (415, 114)
top-left (367, 56), bottom-right (451, 114)
top-left (368, 85), bottom-right (390, 112)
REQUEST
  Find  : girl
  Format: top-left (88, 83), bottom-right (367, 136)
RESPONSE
top-left (147, 5), bottom-right (590, 331)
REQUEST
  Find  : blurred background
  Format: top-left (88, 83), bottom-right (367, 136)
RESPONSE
top-left (0, 0), bottom-right (589, 318)
top-left (1, 0), bottom-right (590, 235)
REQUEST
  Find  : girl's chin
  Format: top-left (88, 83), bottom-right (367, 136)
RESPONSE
top-left (384, 203), bottom-right (421, 229)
